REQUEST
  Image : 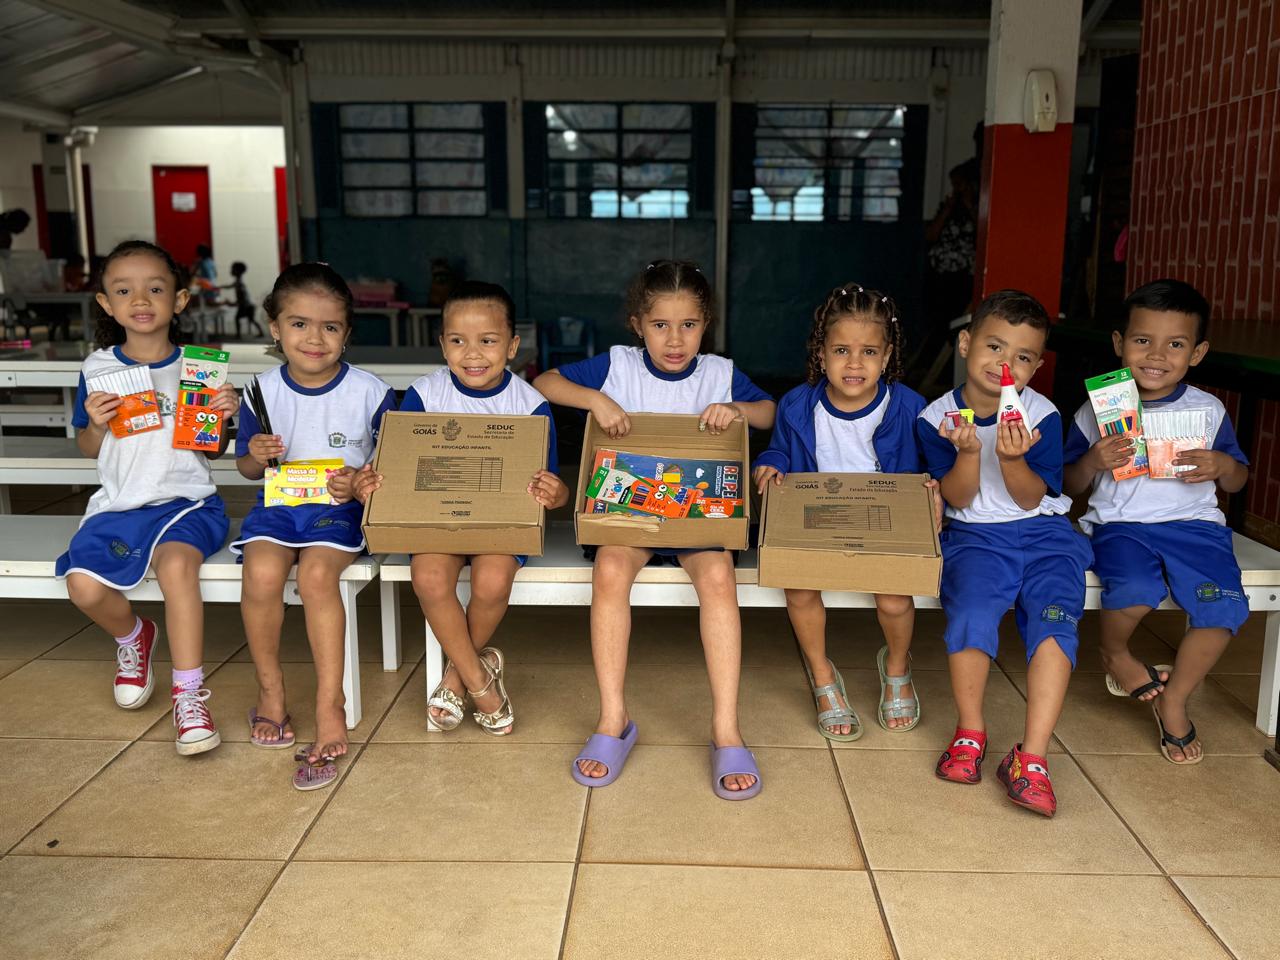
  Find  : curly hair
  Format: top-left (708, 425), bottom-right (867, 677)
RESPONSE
top-left (805, 282), bottom-right (906, 385)
top-left (93, 240), bottom-right (185, 350)
top-left (623, 259), bottom-right (717, 340)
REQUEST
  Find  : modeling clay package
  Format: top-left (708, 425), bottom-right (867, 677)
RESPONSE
top-left (1085, 368), bottom-right (1148, 480)
top-left (264, 459), bottom-right (344, 507)
top-left (585, 448), bottom-right (745, 519)
top-left (943, 409), bottom-right (975, 429)
top-left (173, 345), bottom-right (230, 451)
top-left (1143, 408), bottom-right (1210, 478)
top-left (86, 366), bottom-right (163, 438)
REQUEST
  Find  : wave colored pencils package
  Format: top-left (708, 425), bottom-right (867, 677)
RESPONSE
top-left (86, 366), bottom-right (163, 438)
top-left (1085, 368), bottom-right (1148, 480)
top-left (585, 448), bottom-right (745, 519)
top-left (173, 345), bottom-right (230, 450)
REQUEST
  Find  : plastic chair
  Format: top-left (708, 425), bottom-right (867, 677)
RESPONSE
top-left (539, 315), bottom-right (596, 370)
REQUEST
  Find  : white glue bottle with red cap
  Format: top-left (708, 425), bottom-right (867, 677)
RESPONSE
top-left (998, 363), bottom-right (1028, 424)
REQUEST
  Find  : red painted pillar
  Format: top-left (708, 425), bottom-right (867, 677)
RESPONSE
top-left (974, 0), bottom-right (1083, 394)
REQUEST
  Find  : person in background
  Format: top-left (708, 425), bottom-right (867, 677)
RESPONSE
top-left (192, 244), bottom-right (218, 308)
top-left (222, 261), bottom-right (265, 339)
top-left (0, 208), bottom-right (31, 251)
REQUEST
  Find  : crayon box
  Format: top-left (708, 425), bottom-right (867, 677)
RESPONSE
top-left (264, 459), bottom-right (344, 507)
top-left (173, 345), bottom-right (231, 451)
top-left (1085, 368), bottom-right (1148, 480)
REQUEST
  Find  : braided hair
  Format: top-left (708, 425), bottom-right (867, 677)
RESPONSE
top-left (623, 259), bottom-right (717, 340)
top-left (93, 240), bottom-right (185, 350)
top-left (805, 282), bottom-right (906, 386)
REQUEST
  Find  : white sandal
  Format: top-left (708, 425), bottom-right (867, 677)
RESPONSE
top-left (427, 660), bottom-right (468, 731)
top-left (467, 647), bottom-right (514, 736)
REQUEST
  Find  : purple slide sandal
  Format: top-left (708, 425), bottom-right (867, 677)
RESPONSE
top-left (710, 744), bottom-right (763, 801)
top-left (571, 721), bottom-right (638, 787)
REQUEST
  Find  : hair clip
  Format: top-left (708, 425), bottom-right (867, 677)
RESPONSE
top-left (839, 287), bottom-right (847, 296)
top-left (880, 295), bottom-right (889, 303)
top-left (856, 284), bottom-right (864, 293)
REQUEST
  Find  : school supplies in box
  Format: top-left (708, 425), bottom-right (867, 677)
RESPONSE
top-left (1144, 409), bottom-right (1210, 478)
top-left (586, 466), bottom-right (698, 519)
top-left (586, 448), bottom-right (745, 519)
top-left (264, 459), bottom-right (343, 507)
top-left (944, 409), bottom-right (975, 429)
top-left (86, 366), bottom-right (163, 438)
top-left (1085, 367), bottom-right (1148, 480)
top-left (173, 346), bottom-right (230, 451)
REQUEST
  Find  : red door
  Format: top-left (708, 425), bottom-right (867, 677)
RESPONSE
top-left (273, 166), bottom-right (289, 271)
top-left (152, 166), bottom-right (211, 267)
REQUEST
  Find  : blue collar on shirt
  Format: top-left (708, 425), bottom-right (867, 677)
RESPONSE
top-left (952, 385), bottom-right (1001, 427)
top-left (819, 379), bottom-right (887, 421)
top-left (643, 351), bottom-right (699, 382)
top-left (281, 361), bottom-right (349, 396)
top-left (450, 368), bottom-right (511, 398)
top-left (112, 345), bottom-right (180, 369)
top-left (1142, 382), bottom-right (1188, 405)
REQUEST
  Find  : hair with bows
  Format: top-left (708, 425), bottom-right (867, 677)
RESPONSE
top-left (805, 282), bottom-right (906, 385)
top-left (623, 258), bottom-right (718, 339)
top-left (263, 262), bottom-right (354, 327)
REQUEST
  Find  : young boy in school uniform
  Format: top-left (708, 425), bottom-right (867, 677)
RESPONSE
top-left (917, 289), bottom-right (1092, 818)
top-left (1063, 279), bottom-right (1249, 765)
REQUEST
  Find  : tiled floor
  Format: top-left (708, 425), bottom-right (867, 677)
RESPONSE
top-left (0, 598), bottom-right (1277, 960)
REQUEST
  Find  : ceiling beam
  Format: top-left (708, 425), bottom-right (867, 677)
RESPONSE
top-left (72, 66), bottom-right (204, 119)
top-left (0, 32), bottom-right (119, 90)
top-left (0, 98), bottom-right (72, 127)
top-left (1081, 0), bottom-right (1117, 41)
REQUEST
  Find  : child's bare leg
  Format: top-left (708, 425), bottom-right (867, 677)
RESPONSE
top-left (296, 546), bottom-right (358, 761)
top-left (1023, 637), bottom-right (1071, 757)
top-left (681, 549), bottom-right (753, 792)
top-left (1099, 605), bottom-right (1167, 701)
top-left (579, 545), bottom-right (650, 778)
top-left (412, 553), bottom-right (508, 731)
top-left (876, 593), bottom-right (916, 729)
top-left (66, 573), bottom-right (135, 637)
top-left (1156, 626), bottom-right (1230, 762)
top-left (240, 542), bottom-right (297, 743)
top-left (466, 554), bottom-right (519, 651)
top-left (786, 588), bottom-right (852, 736)
top-left (948, 648), bottom-right (991, 732)
top-left (151, 543), bottom-right (205, 671)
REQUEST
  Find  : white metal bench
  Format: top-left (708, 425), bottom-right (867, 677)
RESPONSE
top-left (0, 514), bottom-right (379, 728)
top-left (377, 522), bottom-right (1280, 735)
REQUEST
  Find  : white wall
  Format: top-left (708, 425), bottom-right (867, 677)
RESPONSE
top-left (84, 126), bottom-right (285, 304)
top-left (0, 119), bottom-right (44, 252)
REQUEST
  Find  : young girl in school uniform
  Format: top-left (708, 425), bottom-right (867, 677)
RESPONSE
top-left (352, 280), bottom-right (567, 736)
top-left (58, 240), bottom-right (239, 755)
top-left (753, 284), bottom-right (930, 740)
top-left (533, 259), bottom-right (776, 799)
top-left (233, 263), bottom-right (395, 791)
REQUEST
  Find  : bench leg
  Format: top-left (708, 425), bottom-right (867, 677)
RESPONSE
top-left (0, 484), bottom-right (9, 514)
top-left (340, 581), bottom-right (362, 730)
top-left (380, 579), bottom-right (402, 671)
top-left (1256, 610), bottom-right (1280, 737)
top-left (424, 616), bottom-right (444, 732)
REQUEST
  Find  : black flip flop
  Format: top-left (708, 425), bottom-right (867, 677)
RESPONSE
top-left (1152, 703), bottom-right (1203, 765)
top-left (1105, 663), bottom-right (1172, 699)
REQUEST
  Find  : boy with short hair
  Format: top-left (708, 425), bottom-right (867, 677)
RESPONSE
top-left (1063, 279), bottom-right (1249, 765)
top-left (917, 289), bottom-right (1092, 818)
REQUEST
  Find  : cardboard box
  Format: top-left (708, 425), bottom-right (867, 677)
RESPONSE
top-left (361, 411), bottom-right (548, 555)
top-left (574, 413), bottom-right (749, 550)
top-left (757, 472), bottom-right (941, 596)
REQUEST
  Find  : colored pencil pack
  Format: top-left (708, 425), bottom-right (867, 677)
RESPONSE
top-left (585, 448), bottom-right (745, 519)
top-left (1085, 368), bottom-right (1148, 480)
top-left (86, 366), bottom-right (163, 439)
top-left (173, 345), bottom-right (231, 451)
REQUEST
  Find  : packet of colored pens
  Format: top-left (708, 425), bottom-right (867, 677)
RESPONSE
top-left (1084, 367), bottom-right (1148, 480)
top-left (86, 366), bottom-right (163, 439)
top-left (1144, 409), bottom-right (1210, 478)
top-left (173, 345), bottom-right (230, 450)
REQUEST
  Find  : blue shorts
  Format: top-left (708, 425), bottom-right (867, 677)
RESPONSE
top-left (56, 496), bottom-right (230, 590)
top-left (582, 545), bottom-right (726, 567)
top-left (1091, 521), bottom-right (1248, 634)
top-left (230, 499), bottom-right (365, 556)
top-left (940, 515), bottom-right (1092, 666)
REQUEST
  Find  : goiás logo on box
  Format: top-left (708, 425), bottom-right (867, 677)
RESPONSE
top-left (793, 481), bottom-right (820, 491)
top-left (823, 477), bottom-right (844, 494)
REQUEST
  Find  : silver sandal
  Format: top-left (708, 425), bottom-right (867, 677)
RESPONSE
top-left (427, 659), bottom-right (468, 731)
top-left (876, 645), bottom-right (921, 732)
top-left (467, 647), bottom-right (514, 736)
top-left (804, 658), bottom-right (862, 742)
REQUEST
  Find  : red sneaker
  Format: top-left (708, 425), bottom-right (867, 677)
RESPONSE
top-left (935, 727), bottom-right (987, 784)
top-left (113, 619), bottom-right (158, 709)
top-left (996, 744), bottom-right (1057, 818)
top-left (172, 687), bottom-right (221, 756)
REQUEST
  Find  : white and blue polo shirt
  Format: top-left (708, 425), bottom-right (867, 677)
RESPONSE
top-left (557, 345), bottom-right (770, 415)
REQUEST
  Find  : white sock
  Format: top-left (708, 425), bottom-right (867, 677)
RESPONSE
top-left (114, 617), bottom-right (143, 645)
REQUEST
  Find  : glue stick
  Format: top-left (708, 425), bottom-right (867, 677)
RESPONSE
top-left (998, 363), bottom-right (1027, 424)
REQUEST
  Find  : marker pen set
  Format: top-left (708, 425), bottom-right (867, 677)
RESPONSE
top-left (86, 367), bottom-right (163, 438)
top-left (1143, 408), bottom-right (1210, 478)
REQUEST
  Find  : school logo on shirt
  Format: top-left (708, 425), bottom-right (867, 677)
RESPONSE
top-left (1040, 604), bottom-right (1078, 626)
top-left (824, 477), bottom-right (844, 494)
top-left (444, 418), bottom-right (461, 441)
top-left (329, 432), bottom-right (347, 448)
top-left (157, 392), bottom-right (175, 417)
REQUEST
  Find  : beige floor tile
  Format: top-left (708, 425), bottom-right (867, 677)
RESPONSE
top-left (1077, 754), bottom-right (1280, 875)
top-left (1175, 876), bottom-right (1280, 960)
top-left (563, 863), bottom-right (893, 960)
top-left (41, 605), bottom-right (246, 663)
top-left (0, 659), bottom-right (25, 680)
top-left (0, 601), bottom-right (91, 658)
top-left (996, 610), bottom-right (1178, 675)
top-left (0, 856), bottom-right (279, 960)
top-left (582, 745), bottom-right (859, 868)
top-left (229, 604), bottom-right (421, 664)
top-left (296, 742), bottom-right (585, 862)
top-left (833, 667), bottom-right (1065, 753)
top-left (1210, 673), bottom-right (1261, 710)
top-left (138, 660), bottom-right (412, 745)
top-left (228, 861), bottom-right (572, 960)
top-left (826, 608), bottom-right (954, 671)
top-left (15, 742), bottom-right (335, 859)
top-left (1019, 670), bottom-right (1269, 756)
top-left (836, 750), bottom-right (1156, 873)
top-left (1144, 611), bottom-right (1266, 674)
top-left (0, 660), bottom-right (171, 739)
top-left (877, 872), bottom-right (1228, 960)
top-left (0, 739), bottom-right (126, 851)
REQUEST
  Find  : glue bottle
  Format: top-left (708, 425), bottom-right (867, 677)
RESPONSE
top-left (998, 363), bottom-right (1027, 424)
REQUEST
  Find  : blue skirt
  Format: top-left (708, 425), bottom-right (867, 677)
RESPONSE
top-left (56, 496), bottom-right (230, 590)
top-left (230, 499), bottom-right (366, 556)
